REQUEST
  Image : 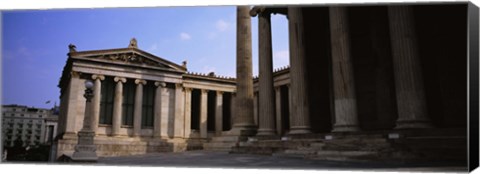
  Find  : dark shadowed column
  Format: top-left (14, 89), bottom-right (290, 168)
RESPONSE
top-left (329, 7), bottom-right (360, 132)
top-left (257, 10), bottom-right (276, 136)
top-left (388, 6), bottom-right (432, 129)
top-left (231, 6), bottom-right (256, 136)
top-left (287, 7), bottom-right (311, 134)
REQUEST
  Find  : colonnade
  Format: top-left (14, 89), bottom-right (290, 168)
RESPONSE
top-left (184, 89), bottom-right (227, 138)
top-left (252, 6), bottom-right (432, 135)
top-left (84, 75), bottom-right (230, 138)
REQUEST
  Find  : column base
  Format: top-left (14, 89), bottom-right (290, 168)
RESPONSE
top-left (395, 120), bottom-right (432, 129)
top-left (332, 124), bottom-right (360, 132)
top-left (71, 147), bottom-right (98, 162)
top-left (288, 126), bottom-right (311, 134)
top-left (256, 129), bottom-right (276, 136)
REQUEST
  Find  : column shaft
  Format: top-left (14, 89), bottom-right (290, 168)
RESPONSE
top-left (153, 82), bottom-right (165, 137)
top-left (160, 86), bottom-right (169, 137)
top-left (230, 93), bottom-right (237, 128)
top-left (184, 88), bottom-right (192, 137)
top-left (231, 6), bottom-right (256, 136)
top-left (91, 75), bottom-right (104, 133)
top-left (253, 93), bottom-right (258, 126)
top-left (275, 87), bottom-right (283, 135)
top-left (174, 84), bottom-right (185, 138)
top-left (200, 89), bottom-right (208, 138)
top-left (329, 7), bottom-right (360, 132)
top-left (287, 84), bottom-right (292, 133)
top-left (388, 6), bottom-right (432, 129)
top-left (215, 91), bottom-right (224, 136)
top-left (133, 79), bottom-right (146, 136)
top-left (288, 7), bottom-right (311, 134)
top-left (112, 77), bottom-right (126, 136)
top-left (257, 11), bottom-right (276, 136)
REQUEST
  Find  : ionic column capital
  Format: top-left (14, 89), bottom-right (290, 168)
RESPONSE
top-left (154, 81), bottom-right (166, 87)
top-left (216, 91), bottom-right (224, 95)
top-left (184, 87), bottom-right (193, 92)
top-left (175, 83), bottom-right (183, 88)
top-left (200, 89), bottom-right (209, 93)
top-left (114, 77), bottom-right (127, 83)
top-left (135, 79), bottom-right (147, 85)
top-left (250, 6), bottom-right (271, 17)
top-left (92, 74), bottom-right (105, 81)
top-left (70, 71), bottom-right (82, 78)
top-left (274, 86), bottom-right (281, 91)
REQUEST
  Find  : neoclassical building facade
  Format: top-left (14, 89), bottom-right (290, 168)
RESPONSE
top-left (55, 4), bottom-right (471, 163)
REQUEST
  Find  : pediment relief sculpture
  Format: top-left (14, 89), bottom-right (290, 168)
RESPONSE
top-left (88, 53), bottom-right (165, 67)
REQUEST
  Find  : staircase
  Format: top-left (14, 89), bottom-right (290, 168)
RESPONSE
top-left (203, 136), bottom-right (243, 152)
top-left (202, 128), bottom-right (466, 165)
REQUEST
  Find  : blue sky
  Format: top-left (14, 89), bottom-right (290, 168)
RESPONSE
top-left (1, 6), bottom-right (290, 109)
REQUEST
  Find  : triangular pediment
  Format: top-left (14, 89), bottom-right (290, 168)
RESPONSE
top-left (69, 48), bottom-right (186, 72)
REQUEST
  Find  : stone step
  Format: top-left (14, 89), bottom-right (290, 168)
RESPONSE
top-left (203, 142), bottom-right (237, 152)
top-left (284, 149), bottom-right (317, 156)
top-left (322, 142), bottom-right (391, 151)
top-left (309, 142), bottom-right (326, 149)
top-left (211, 136), bottom-right (245, 142)
top-left (271, 152), bottom-right (306, 159)
top-left (316, 150), bottom-right (377, 156)
top-left (231, 146), bottom-right (278, 155)
top-left (402, 136), bottom-right (466, 149)
top-left (310, 150), bottom-right (380, 162)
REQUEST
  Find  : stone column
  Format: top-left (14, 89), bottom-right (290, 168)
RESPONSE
top-left (253, 93), bottom-right (258, 126)
top-left (160, 85), bottom-right (169, 137)
top-left (112, 77), bottom-right (126, 136)
top-left (287, 84), bottom-right (293, 132)
top-left (287, 7), bottom-right (311, 134)
top-left (257, 10), bottom-right (276, 136)
top-left (200, 89), bottom-right (208, 138)
top-left (174, 84), bottom-right (185, 138)
top-left (215, 91), bottom-right (224, 136)
top-left (184, 88), bottom-right (192, 138)
top-left (388, 6), bottom-right (432, 129)
top-left (329, 7), bottom-right (360, 132)
top-left (231, 6), bottom-right (256, 136)
top-left (133, 79), bottom-right (146, 136)
top-left (91, 74), bottom-right (105, 133)
top-left (275, 86), bottom-right (283, 135)
top-left (153, 82), bottom-right (166, 137)
top-left (230, 93), bottom-right (237, 128)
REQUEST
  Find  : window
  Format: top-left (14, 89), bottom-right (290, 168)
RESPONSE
top-left (99, 77), bottom-right (115, 125)
top-left (122, 79), bottom-right (135, 126)
top-left (142, 81), bottom-right (155, 128)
